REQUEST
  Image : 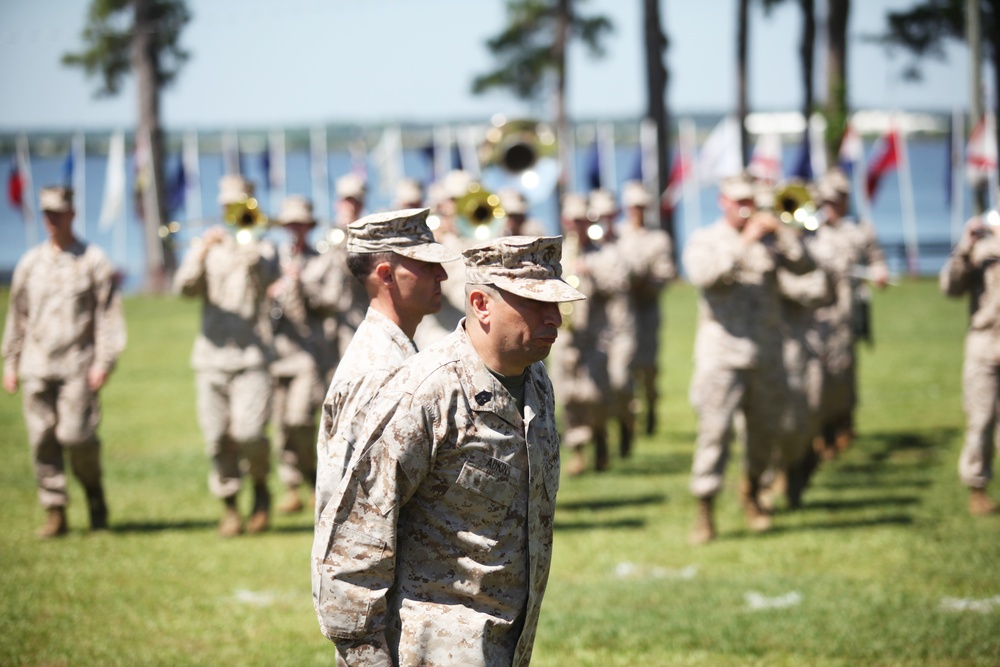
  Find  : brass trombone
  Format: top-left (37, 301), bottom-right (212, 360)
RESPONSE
top-left (223, 196), bottom-right (270, 244)
top-left (481, 118), bottom-right (557, 175)
top-left (773, 182), bottom-right (822, 231)
top-left (455, 182), bottom-right (504, 240)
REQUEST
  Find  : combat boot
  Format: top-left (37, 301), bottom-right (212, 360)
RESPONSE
top-left (619, 421), bottom-right (633, 459)
top-left (277, 486), bottom-right (304, 514)
top-left (689, 496), bottom-right (716, 545)
top-left (645, 410), bottom-right (656, 436)
top-left (38, 507), bottom-right (68, 539)
top-left (247, 483), bottom-right (271, 534)
top-left (740, 477), bottom-right (772, 533)
top-left (86, 485), bottom-right (109, 531)
top-left (969, 488), bottom-right (998, 516)
top-left (594, 432), bottom-right (610, 472)
top-left (219, 497), bottom-right (243, 538)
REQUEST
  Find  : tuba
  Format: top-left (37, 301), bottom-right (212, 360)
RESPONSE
top-left (224, 196), bottom-right (270, 244)
top-left (773, 182), bottom-right (822, 231)
top-left (480, 117), bottom-right (560, 203)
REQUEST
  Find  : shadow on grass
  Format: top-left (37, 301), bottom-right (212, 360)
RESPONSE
top-left (612, 453), bottom-right (692, 476)
top-left (557, 493), bottom-right (667, 512)
top-left (789, 494), bottom-right (922, 512)
top-left (554, 518), bottom-right (647, 531)
top-left (111, 518), bottom-right (218, 533)
top-left (724, 513), bottom-right (915, 540)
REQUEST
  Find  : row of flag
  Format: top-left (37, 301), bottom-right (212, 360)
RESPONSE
top-left (7, 115), bottom-right (999, 231)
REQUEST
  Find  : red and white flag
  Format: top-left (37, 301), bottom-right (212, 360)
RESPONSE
top-left (966, 113), bottom-right (998, 186)
top-left (662, 151), bottom-right (690, 213)
top-left (698, 116), bottom-right (743, 186)
top-left (747, 132), bottom-right (782, 183)
top-left (866, 126), bottom-right (900, 202)
top-left (838, 122), bottom-right (864, 169)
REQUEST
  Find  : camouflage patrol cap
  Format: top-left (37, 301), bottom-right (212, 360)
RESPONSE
top-left (347, 207), bottom-right (460, 263)
top-left (622, 180), bottom-right (652, 208)
top-left (588, 189), bottom-right (617, 218)
top-left (463, 235), bottom-right (586, 303)
top-left (561, 193), bottom-right (588, 221)
top-left (276, 195), bottom-right (316, 225)
top-left (394, 178), bottom-right (424, 208)
top-left (218, 175), bottom-right (254, 205)
top-left (719, 174), bottom-right (756, 201)
top-left (499, 188), bottom-right (527, 216)
top-left (336, 173), bottom-right (367, 201)
top-left (40, 185), bottom-right (74, 212)
top-left (816, 168), bottom-right (851, 203)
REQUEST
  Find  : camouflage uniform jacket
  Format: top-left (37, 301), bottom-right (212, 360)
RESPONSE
top-left (269, 244), bottom-right (340, 377)
top-left (313, 307), bottom-right (418, 517)
top-left (173, 235), bottom-right (279, 372)
top-left (940, 228), bottom-right (1000, 362)
top-left (2, 240), bottom-right (126, 380)
top-left (313, 323), bottom-right (561, 667)
top-left (684, 219), bottom-right (815, 370)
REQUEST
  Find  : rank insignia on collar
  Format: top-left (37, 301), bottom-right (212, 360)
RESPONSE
top-left (475, 390), bottom-right (492, 406)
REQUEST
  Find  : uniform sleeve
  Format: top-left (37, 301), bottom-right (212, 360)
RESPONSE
top-left (301, 252), bottom-right (343, 317)
top-left (939, 242), bottom-right (975, 297)
top-left (857, 220), bottom-right (888, 273)
top-left (683, 228), bottom-right (744, 288)
top-left (772, 227), bottom-right (817, 275)
top-left (173, 245), bottom-right (208, 297)
top-left (312, 388), bottom-right (436, 665)
top-left (91, 253), bottom-right (127, 374)
top-left (1, 255), bottom-right (31, 376)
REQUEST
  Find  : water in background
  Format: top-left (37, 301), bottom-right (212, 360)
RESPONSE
top-left (0, 135), bottom-right (972, 292)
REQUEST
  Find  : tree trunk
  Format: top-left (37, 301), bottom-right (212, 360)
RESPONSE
top-left (643, 0), bottom-right (675, 250)
top-left (133, 0), bottom-right (174, 293)
top-left (553, 0), bottom-right (571, 220)
top-left (825, 0), bottom-right (849, 159)
top-left (800, 0), bottom-right (815, 151)
top-left (737, 0), bottom-right (750, 167)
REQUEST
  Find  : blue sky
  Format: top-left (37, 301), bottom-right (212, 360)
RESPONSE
top-left (0, 0), bottom-right (982, 131)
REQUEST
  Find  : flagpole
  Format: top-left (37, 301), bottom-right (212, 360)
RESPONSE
top-left (988, 112), bottom-right (1000, 209)
top-left (951, 107), bottom-right (966, 244)
top-left (598, 122), bottom-right (617, 192)
top-left (852, 119), bottom-right (874, 223)
top-left (434, 125), bottom-right (451, 182)
top-left (680, 117), bottom-right (701, 233)
top-left (183, 130), bottom-right (203, 227)
top-left (16, 134), bottom-right (37, 249)
top-left (639, 118), bottom-right (658, 228)
top-left (310, 125), bottom-right (330, 226)
top-left (269, 128), bottom-right (287, 211)
top-left (896, 119), bottom-right (920, 275)
top-left (73, 131), bottom-right (86, 239)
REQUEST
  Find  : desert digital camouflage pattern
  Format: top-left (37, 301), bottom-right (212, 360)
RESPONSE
top-left (807, 218), bottom-right (887, 428)
top-left (684, 219), bottom-right (815, 497)
top-left (2, 240), bottom-right (126, 508)
top-left (313, 325), bottom-right (560, 667)
top-left (313, 307), bottom-right (418, 517)
top-left (940, 226), bottom-right (1000, 488)
top-left (463, 235), bottom-right (585, 304)
top-left (617, 225), bottom-right (676, 368)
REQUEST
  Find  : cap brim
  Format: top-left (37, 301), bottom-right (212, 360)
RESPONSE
top-left (393, 242), bottom-right (462, 264)
top-left (491, 277), bottom-right (586, 303)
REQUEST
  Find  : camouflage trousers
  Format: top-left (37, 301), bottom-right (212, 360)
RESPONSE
top-left (195, 368), bottom-right (272, 499)
top-left (959, 351), bottom-right (1000, 489)
top-left (689, 362), bottom-right (789, 498)
top-left (20, 375), bottom-right (102, 508)
top-left (271, 368), bottom-right (322, 489)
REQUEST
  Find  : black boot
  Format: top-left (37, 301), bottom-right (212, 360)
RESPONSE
top-left (86, 485), bottom-right (109, 531)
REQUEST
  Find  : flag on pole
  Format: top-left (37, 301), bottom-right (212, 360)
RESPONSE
top-left (865, 126), bottom-right (900, 202)
top-left (100, 130), bottom-right (127, 232)
top-left (966, 113), bottom-right (998, 186)
top-left (7, 156), bottom-right (24, 210)
top-left (697, 116), bottom-right (742, 185)
top-left (182, 131), bottom-right (203, 222)
top-left (166, 154), bottom-right (186, 216)
top-left (70, 132), bottom-right (87, 237)
top-left (310, 126), bottom-right (330, 219)
top-left (61, 144), bottom-right (75, 186)
top-left (837, 122), bottom-right (864, 176)
top-left (788, 129), bottom-right (813, 181)
top-left (222, 131), bottom-right (241, 176)
top-left (662, 150), bottom-right (690, 213)
top-left (371, 125), bottom-right (405, 199)
top-left (14, 135), bottom-right (38, 247)
top-left (584, 137), bottom-right (601, 191)
top-left (748, 132), bottom-right (782, 183)
top-left (267, 129), bottom-right (286, 208)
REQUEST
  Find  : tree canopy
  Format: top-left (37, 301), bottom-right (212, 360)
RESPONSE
top-left (62, 0), bottom-right (190, 96)
top-left (472, 0), bottom-right (613, 101)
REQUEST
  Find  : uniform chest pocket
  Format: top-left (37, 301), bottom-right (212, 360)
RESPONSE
top-left (450, 459), bottom-right (519, 508)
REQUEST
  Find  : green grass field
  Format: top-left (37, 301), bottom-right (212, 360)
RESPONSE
top-left (1, 280), bottom-right (998, 666)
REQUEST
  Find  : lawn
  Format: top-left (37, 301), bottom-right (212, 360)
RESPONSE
top-left (1, 279), bottom-right (998, 666)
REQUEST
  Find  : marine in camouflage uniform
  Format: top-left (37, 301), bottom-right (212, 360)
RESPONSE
top-left (683, 175), bottom-right (815, 544)
top-left (313, 236), bottom-right (584, 667)
top-left (616, 181), bottom-right (677, 437)
top-left (940, 209), bottom-right (1000, 516)
top-left (551, 193), bottom-right (630, 474)
top-left (313, 207), bottom-right (459, 518)
top-left (809, 170), bottom-right (889, 460)
top-left (267, 196), bottom-right (341, 515)
top-left (173, 175), bottom-right (280, 537)
top-left (2, 186), bottom-right (126, 538)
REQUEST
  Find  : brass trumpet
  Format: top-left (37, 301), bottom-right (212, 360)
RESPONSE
top-left (773, 182), bottom-right (822, 231)
top-left (455, 182), bottom-right (504, 241)
top-left (223, 196), bottom-right (269, 244)
top-left (481, 118), bottom-right (557, 174)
